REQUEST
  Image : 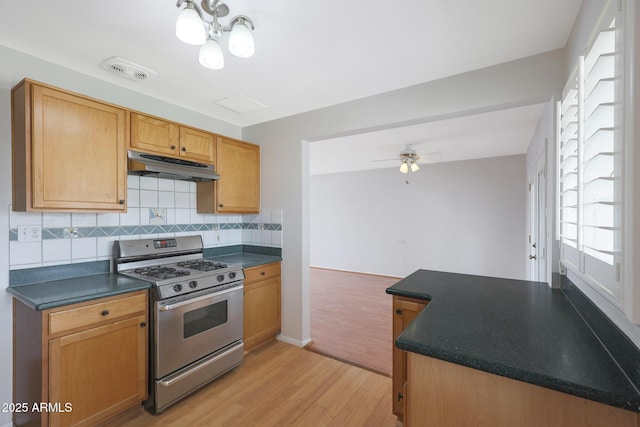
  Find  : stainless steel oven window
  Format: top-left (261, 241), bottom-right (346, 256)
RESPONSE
top-left (183, 300), bottom-right (228, 338)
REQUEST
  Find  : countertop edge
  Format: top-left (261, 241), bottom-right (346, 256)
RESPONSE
top-left (6, 275), bottom-right (152, 311)
top-left (395, 335), bottom-right (640, 413)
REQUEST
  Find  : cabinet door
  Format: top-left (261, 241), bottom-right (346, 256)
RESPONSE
top-left (179, 126), bottom-right (215, 163)
top-left (216, 137), bottom-right (260, 213)
top-left (48, 315), bottom-right (147, 426)
top-left (31, 85), bottom-right (127, 211)
top-left (130, 113), bottom-right (180, 156)
top-left (244, 276), bottom-right (281, 351)
top-left (392, 296), bottom-right (427, 421)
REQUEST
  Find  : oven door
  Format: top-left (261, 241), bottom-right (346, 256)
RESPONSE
top-left (155, 283), bottom-right (243, 379)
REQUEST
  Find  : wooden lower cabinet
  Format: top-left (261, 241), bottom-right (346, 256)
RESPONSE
top-left (243, 262), bottom-right (281, 351)
top-left (406, 352), bottom-right (640, 426)
top-left (13, 291), bottom-right (148, 427)
top-left (392, 295), bottom-right (428, 422)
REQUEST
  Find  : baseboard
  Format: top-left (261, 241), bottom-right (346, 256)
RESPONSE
top-left (276, 334), bottom-right (312, 348)
top-left (310, 266), bottom-right (402, 280)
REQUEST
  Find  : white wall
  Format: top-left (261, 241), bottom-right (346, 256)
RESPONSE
top-left (0, 89), bottom-right (14, 427)
top-left (243, 50), bottom-right (566, 347)
top-left (310, 155), bottom-right (526, 280)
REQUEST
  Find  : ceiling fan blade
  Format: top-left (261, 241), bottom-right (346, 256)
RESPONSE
top-left (371, 158), bottom-right (399, 162)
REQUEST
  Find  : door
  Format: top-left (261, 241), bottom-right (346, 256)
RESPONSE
top-left (130, 113), bottom-right (180, 156)
top-left (528, 150), bottom-right (547, 282)
top-left (179, 126), bottom-right (215, 163)
top-left (31, 84), bottom-right (127, 211)
top-left (155, 285), bottom-right (243, 378)
top-left (392, 296), bottom-right (428, 421)
top-left (48, 315), bottom-right (147, 426)
top-left (215, 136), bottom-right (260, 213)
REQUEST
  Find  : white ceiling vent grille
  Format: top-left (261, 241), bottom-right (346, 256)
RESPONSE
top-left (100, 57), bottom-right (156, 81)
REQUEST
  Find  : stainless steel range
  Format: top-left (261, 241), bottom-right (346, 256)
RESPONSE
top-left (114, 235), bottom-right (244, 413)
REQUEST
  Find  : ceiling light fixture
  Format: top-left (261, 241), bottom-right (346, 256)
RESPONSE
top-left (398, 149), bottom-right (421, 184)
top-left (398, 152), bottom-right (420, 174)
top-left (175, 0), bottom-right (255, 70)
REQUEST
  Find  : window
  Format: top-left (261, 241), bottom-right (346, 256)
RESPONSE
top-left (559, 7), bottom-right (622, 307)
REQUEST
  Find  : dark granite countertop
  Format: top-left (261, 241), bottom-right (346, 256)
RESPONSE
top-left (205, 253), bottom-right (282, 269)
top-left (7, 273), bottom-right (152, 311)
top-left (386, 269), bottom-right (640, 413)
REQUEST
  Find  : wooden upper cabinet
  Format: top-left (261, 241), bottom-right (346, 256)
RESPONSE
top-left (12, 79), bottom-right (127, 212)
top-left (197, 136), bottom-right (260, 214)
top-left (179, 126), bottom-right (216, 163)
top-left (130, 113), bottom-right (215, 164)
top-left (130, 113), bottom-right (179, 156)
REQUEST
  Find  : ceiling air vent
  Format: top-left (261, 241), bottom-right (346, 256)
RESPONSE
top-left (100, 57), bottom-right (156, 81)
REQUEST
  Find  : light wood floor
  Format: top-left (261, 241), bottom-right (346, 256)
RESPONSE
top-left (120, 340), bottom-right (397, 427)
top-left (306, 268), bottom-right (399, 376)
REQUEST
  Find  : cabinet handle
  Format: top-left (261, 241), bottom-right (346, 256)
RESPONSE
top-left (119, 199), bottom-right (125, 205)
top-left (181, 147), bottom-right (187, 152)
top-left (395, 309), bottom-right (403, 315)
top-left (261, 271), bottom-right (266, 276)
top-left (219, 204), bottom-right (224, 208)
top-left (101, 310), bottom-right (110, 316)
top-left (397, 392), bottom-right (403, 401)
top-left (170, 145), bottom-right (176, 150)
top-left (140, 322), bottom-right (146, 328)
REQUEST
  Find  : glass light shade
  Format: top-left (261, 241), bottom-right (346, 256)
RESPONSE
top-left (176, 5), bottom-right (206, 45)
top-left (410, 162), bottom-right (420, 172)
top-left (399, 162), bottom-right (409, 174)
top-left (228, 20), bottom-right (255, 58)
top-left (199, 38), bottom-right (224, 69)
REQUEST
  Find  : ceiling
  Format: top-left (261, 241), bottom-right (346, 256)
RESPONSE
top-left (0, 1), bottom-right (582, 172)
top-left (309, 103), bottom-right (547, 175)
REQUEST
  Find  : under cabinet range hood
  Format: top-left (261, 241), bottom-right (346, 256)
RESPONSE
top-left (128, 150), bottom-right (219, 181)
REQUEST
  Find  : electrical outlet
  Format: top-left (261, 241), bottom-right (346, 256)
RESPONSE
top-left (63, 227), bottom-right (78, 239)
top-left (17, 225), bottom-right (41, 242)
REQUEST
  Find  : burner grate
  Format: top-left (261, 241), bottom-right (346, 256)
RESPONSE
top-left (177, 260), bottom-right (228, 271)
top-left (134, 266), bottom-right (191, 280)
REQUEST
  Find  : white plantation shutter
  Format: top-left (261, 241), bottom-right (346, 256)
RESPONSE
top-left (559, 8), bottom-right (622, 306)
top-left (560, 73), bottom-right (580, 269)
top-left (583, 24), bottom-right (616, 265)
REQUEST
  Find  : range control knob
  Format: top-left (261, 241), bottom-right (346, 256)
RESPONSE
top-left (229, 272), bottom-right (236, 279)
top-left (173, 284), bottom-right (183, 293)
top-left (217, 274), bottom-right (225, 282)
top-left (189, 280), bottom-right (198, 289)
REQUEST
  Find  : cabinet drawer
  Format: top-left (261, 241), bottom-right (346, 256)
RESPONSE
top-left (49, 292), bottom-right (147, 335)
top-left (244, 262), bottom-right (281, 284)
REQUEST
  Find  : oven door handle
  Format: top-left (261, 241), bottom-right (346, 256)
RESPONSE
top-left (158, 341), bottom-right (243, 388)
top-left (159, 284), bottom-right (243, 311)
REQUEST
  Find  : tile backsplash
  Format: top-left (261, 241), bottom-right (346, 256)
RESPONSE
top-left (8, 175), bottom-right (283, 269)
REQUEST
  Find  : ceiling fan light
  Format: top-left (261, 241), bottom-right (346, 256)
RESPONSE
top-left (176, 4), bottom-right (206, 45)
top-left (228, 20), bottom-right (255, 58)
top-left (411, 162), bottom-right (420, 172)
top-left (199, 38), bottom-right (224, 69)
top-left (399, 162), bottom-right (409, 174)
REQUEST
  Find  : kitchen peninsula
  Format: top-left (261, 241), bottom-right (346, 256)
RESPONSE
top-left (386, 270), bottom-right (640, 426)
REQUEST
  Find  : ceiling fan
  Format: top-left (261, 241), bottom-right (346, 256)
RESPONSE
top-left (371, 145), bottom-right (440, 184)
